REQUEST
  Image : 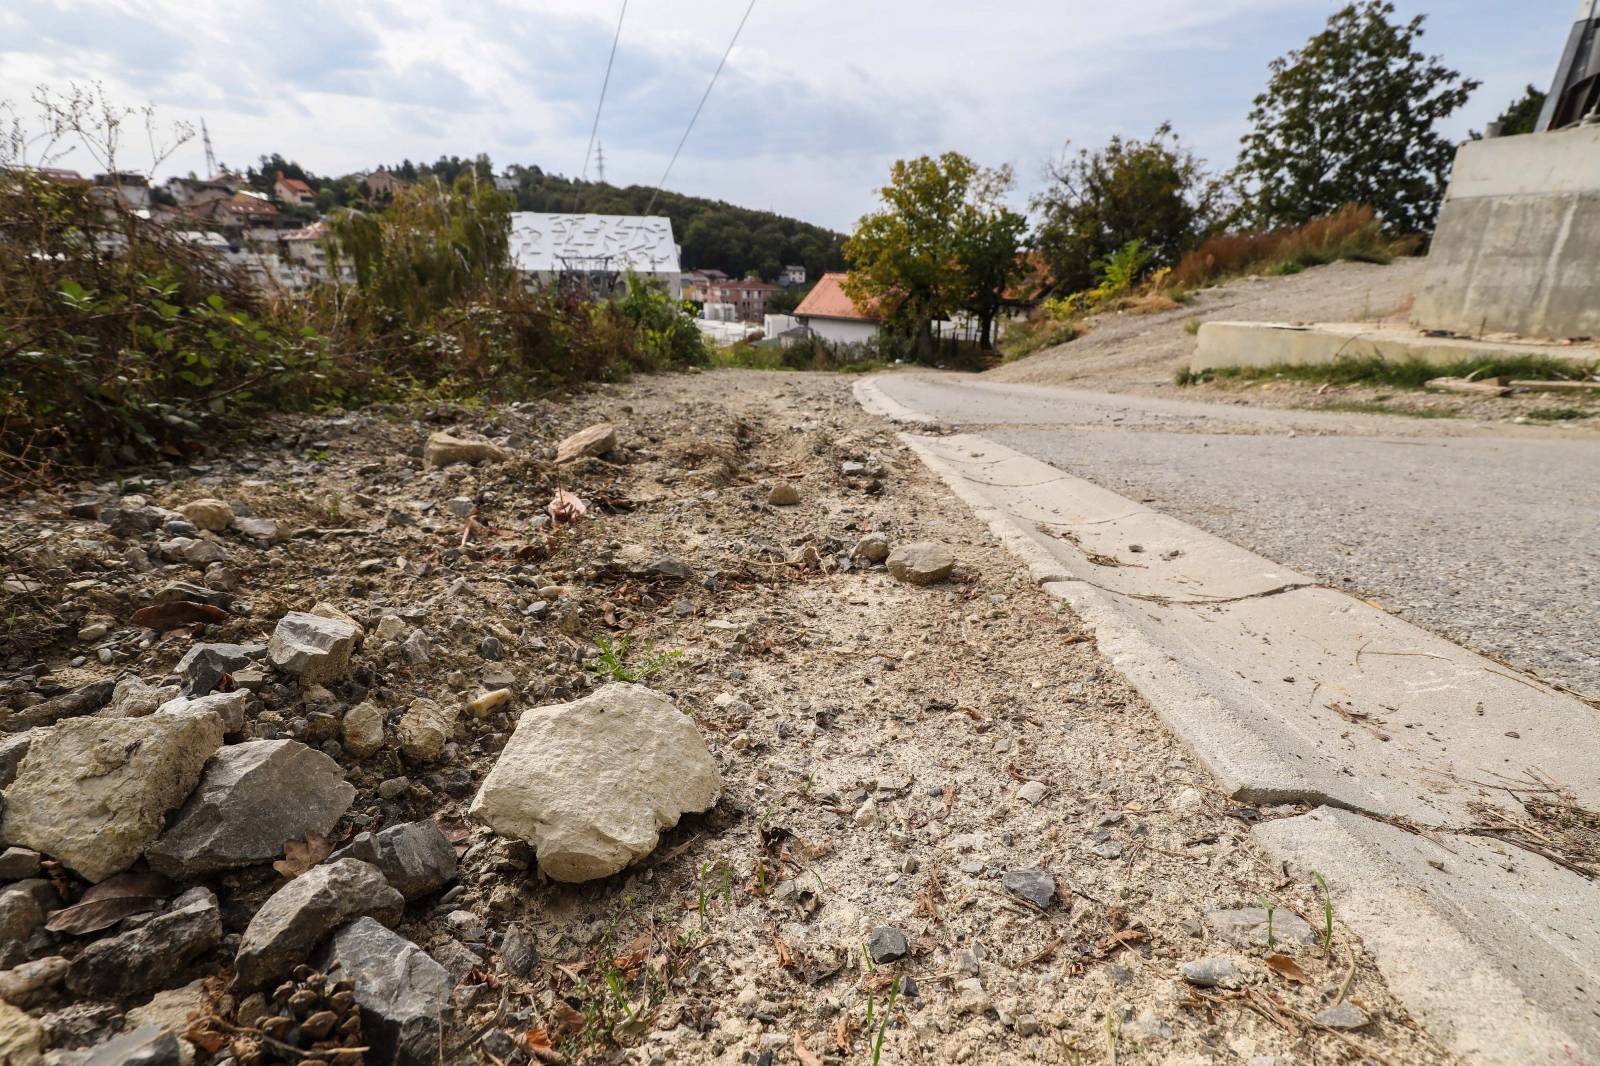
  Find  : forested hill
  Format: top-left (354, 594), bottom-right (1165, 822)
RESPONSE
top-left (506, 171), bottom-right (847, 282)
top-left (255, 150), bottom-right (848, 283)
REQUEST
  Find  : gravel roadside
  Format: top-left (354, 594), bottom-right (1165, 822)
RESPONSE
top-left (0, 369), bottom-right (1454, 1064)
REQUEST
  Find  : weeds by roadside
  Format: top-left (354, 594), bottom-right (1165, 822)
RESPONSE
top-left (1167, 205), bottom-right (1416, 292)
top-left (1177, 354), bottom-right (1596, 390)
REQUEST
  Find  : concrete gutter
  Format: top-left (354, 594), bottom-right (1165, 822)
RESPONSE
top-left (855, 375), bottom-right (1600, 1064)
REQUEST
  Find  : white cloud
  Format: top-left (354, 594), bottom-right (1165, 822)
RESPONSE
top-left (0, 0), bottom-right (1573, 230)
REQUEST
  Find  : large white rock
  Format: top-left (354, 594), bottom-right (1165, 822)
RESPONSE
top-left (0, 712), bottom-right (224, 882)
top-left (469, 684), bottom-right (720, 882)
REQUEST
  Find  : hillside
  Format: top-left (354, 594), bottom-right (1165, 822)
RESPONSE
top-left (990, 258), bottom-right (1425, 390)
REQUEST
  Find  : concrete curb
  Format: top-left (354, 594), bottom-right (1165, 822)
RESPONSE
top-left (856, 373), bottom-right (1600, 1064)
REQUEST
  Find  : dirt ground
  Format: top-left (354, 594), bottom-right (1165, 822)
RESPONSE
top-left (1, 369), bottom-right (1456, 1065)
top-left (987, 259), bottom-right (1600, 427)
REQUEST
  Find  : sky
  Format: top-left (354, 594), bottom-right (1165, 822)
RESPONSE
top-left (0, 0), bottom-right (1577, 232)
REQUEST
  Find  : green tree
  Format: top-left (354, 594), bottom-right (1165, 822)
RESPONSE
top-left (1234, 1), bottom-right (1479, 234)
top-left (1488, 84), bottom-right (1546, 137)
top-left (845, 152), bottom-right (1025, 356)
top-left (1032, 123), bottom-right (1214, 295)
top-left (845, 152), bottom-right (975, 358)
top-left (954, 166), bottom-right (1027, 350)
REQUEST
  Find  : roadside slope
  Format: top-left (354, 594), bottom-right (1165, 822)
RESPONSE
top-left (991, 258), bottom-right (1424, 390)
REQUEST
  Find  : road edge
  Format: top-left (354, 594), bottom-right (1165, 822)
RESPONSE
top-left (854, 373), bottom-right (1600, 1065)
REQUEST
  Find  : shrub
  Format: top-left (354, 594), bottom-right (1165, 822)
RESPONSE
top-left (1166, 205), bottom-right (1415, 291)
top-left (0, 171), bottom-right (323, 467)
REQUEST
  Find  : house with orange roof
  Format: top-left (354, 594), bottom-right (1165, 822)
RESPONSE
top-left (793, 272), bottom-right (883, 344)
top-left (272, 170), bottom-right (315, 208)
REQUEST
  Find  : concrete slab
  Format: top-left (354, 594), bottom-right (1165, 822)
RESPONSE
top-left (1191, 321), bottom-right (1600, 373)
top-left (1255, 807), bottom-right (1600, 1065)
top-left (900, 428), bottom-right (1600, 825)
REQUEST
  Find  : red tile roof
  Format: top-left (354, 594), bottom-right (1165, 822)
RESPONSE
top-left (275, 171), bottom-right (314, 197)
top-left (794, 272), bottom-right (880, 321)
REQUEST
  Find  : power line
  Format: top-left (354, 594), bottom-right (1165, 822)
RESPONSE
top-left (646, 0), bottom-right (757, 215)
top-left (574, 0), bottom-right (628, 212)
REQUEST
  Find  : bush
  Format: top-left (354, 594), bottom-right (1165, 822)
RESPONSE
top-left (0, 172), bottom-right (323, 466)
top-left (1166, 205), bottom-right (1415, 291)
top-left (1, 170), bottom-right (712, 479)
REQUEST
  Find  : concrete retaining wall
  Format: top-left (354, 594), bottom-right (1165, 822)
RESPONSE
top-left (1413, 127), bottom-right (1600, 340)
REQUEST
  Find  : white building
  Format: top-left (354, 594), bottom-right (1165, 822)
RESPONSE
top-left (508, 212), bottom-right (681, 299)
top-left (793, 272), bottom-right (882, 344)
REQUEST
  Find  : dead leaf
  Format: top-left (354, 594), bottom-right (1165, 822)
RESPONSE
top-left (524, 1028), bottom-right (567, 1065)
top-left (792, 1033), bottom-right (824, 1066)
top-left (612, 933), bottom-right (652, 971)
top-left (551, 1002), bottom-right (587, 1038)
top-left (773, 932), bottom-right (796, 969)
top-left (273, 831), bottom-right (332, 879)
top-left (130, 600), bottom-right (228, 630)
top-left (1264, 953), bottom-right (1310, 984)
top-left (45, 871), bottom-right (173, 934)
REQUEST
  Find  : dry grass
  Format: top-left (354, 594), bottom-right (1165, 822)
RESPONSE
top-left (1166, 205), bottom-right (1419, 292)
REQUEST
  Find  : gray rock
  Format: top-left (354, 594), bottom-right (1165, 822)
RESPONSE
top-left (867, 926), bottom-right (908, 964)
top-left (268, 612), bottom-right (358, 686)
top-left (101, 504), bottom-right (161, 537)
top-left (65, 888), bottom-right (222, 998)
top-left (234, 859), bottom-right (404, 988)
top-left (329, 819), bottom-right (456, 900)
top-left (1206, 907), bottom-right (1318, 948)
top-left (103, 677), bottom-right (180, 719)
top-left (424, 431), bottom-right (507, 468)
top-left (0, 955), bottom-right (67, 1007)
top-left (1178, 957), bottom-right (1240, 988)
top-left (1315, 1002), bottom-right (1370, 1030)
top-left (156, 689), bottom-right (249, 735)
top-left (642, 557), bottom-right (694, 582)
top-left (0, 733), bottom-right (32, 790)
top-left (174, 643), bottom-right (260, 697)
top-left (396, 698), bottom-right (454, 762)
top-left (401, 628), bottom-right (432, 665)
top-left (1, 712), bottom-right (224, 882)
top-left (319, 918), bottom-right (450, 1066)
top-left (852, 533), bottom-right (891, 564)
top-left (0, 882), bottom-right (47, 968)
top-left (0, 848), bottom-right (40, 881)
top-left (234, 516), bottom-right (287, 543)
top-left (554, 423), bottom-right (616, 463)
top-left (886, 542), bottom-right (956, 585)
top-left (343, 701), bottom-right (387, 758)
top-left (146, 740), bottom-right (356, 877)
top-left (5, 679), bottom-right (115, 730)
top-left (1002, 870), bottom-right (1058, 909)
top-left (499, 924), bottom-right (538, 977)
top-left (1091, 841), bottom-right (1124, 860)
top-left (82, 1024), bottom-right (182, 1066)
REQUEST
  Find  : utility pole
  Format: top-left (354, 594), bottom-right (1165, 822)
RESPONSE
top-left (201, 118), bottom-right (218, 177)
top-left (595, 142), bottom-right (607, 185)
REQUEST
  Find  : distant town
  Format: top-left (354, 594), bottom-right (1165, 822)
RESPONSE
top-left (21, 160), bottom-right (873, 350)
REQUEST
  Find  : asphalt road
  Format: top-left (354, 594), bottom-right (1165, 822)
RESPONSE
top-left (875, 373), bottom-right (1600, 696)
